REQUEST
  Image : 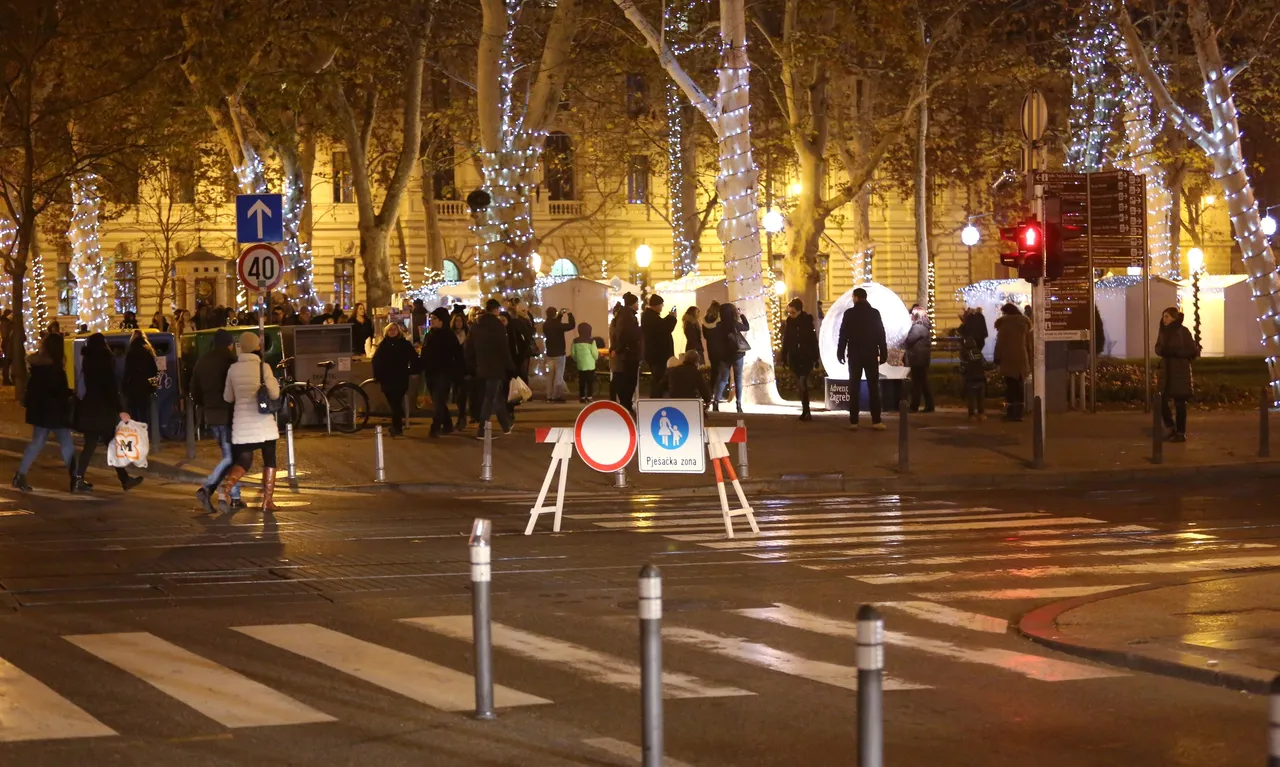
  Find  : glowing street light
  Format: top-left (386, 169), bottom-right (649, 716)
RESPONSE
top-left (634, 243), bottom-right (653, 268)
top-left (531, 251), bottom-right (542, 274)
top-left (1263, 215), bottom-right (1277, 237)
top-left (1203, 194), bottom-right (1217, 206)
top-left (961, 224), bottom-right (981, 247)
top-left (762, 209), bottom-right (785, 234)
top-left (786, 181), bottom-right (803, 197)
top-left (1187, 247), bottom-right (1205, 274)
top-left (772, 279), bottom-right (788, 297)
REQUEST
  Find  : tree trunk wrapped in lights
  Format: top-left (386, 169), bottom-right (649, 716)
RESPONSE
top-left (68, 175), bottom-right (112, 332)
top-left (1118, 0), bottom-right (1280, 402)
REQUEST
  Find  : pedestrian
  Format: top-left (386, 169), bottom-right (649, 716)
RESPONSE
top-left (836, 287), bottom-right (888, 430)
top-left (905, 305), bottom-right (935, 413)
top-left (781, 298), bottom-right (819, 421)
top-left (411, 299), bottom-right (429, 343)
top-left (959, 309), bottom-right (987, 421)
top-left (542, 305), bottom-right (576, 402)
top-left (702, 300), bottom-right (722, 379)
top-left (450, 310), bottom-right (471, 429)
top-left (351, 302), bottom-right (375, 356)
top-left (507, 297), bottom-right (536, 384)
top-left (72, 333), bottom-right (144, 493)
top-left (641, 294), bottom-right (677, 398)
top-left (571, 322), bottom-right (600, 402)
top-left (46, 320), bottom-right (62, 338)
top-left (421, 307), bottom-right (464, 438)
top-left (191, 329), bottom-right (243, 513)
top-left (121, 311), bottom-right (139, 330)
top-left (12, 334), bottom-right (77, 492)
top-left (611, 292), bottom-right (643, 414)
top-left (607, 303), bottom-right (622, 402)
top-left (681, 306), bottom-right (703, 365)
top-left (373, 321), bottom-right (418, 437)
top-left (468, 298), bottom-right (515, 438)
top-left (1156, 306), bottom-right (1199, 442)
top-left (121, 330), bottom-right (159, 436)
top-left (173, 309), bottom-right (190, 338)
top-left (298, 307), bottom-right (313, 326)
top-left (149, 311), bottom-right (169, 332)
top-left (994, 302), bottom-right (1032, 422)
top-left (220, 332), bottom-right (281, 511)
top-left (712, 302), bottom-right (750, 414)
top-left (663, 350), bottom-right (711, 405)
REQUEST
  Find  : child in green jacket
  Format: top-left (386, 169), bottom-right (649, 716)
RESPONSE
top-left (570, 323), bottom-right (600, 402)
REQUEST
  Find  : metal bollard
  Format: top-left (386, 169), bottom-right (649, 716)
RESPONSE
top-left (480, 422), bottom-right (493, 482)
top-left (1262, 386), bottom-right (1272, 459)
top-left (1151, 393), bottom-right (1164, 465)
top-left (736, 418), bottom-right (749, 479)
top-left (286, 422), bottom-right (297, 480)
top-left (615, 467), bottom-right (627, 488)
top-left (639, 564), bottom-right (663, 767)
top-left (470, 519), bottom-right (495, 720)
top-left (1032, 395), bottom-right (1044, 469)
top-left (374, 425), bottom-right (386, 483)
top-left (185, 397), bottom-right (196, 460)
top-left (897, 400), bottom-right (909, 474)
top-left (856, 604), bottom-right (884, 767)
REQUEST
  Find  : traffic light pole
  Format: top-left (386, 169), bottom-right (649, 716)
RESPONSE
top-left (1032, 153), bottom-right (1047, 447)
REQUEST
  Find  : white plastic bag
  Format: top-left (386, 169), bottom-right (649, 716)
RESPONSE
top-left (107, 420), bottom-right (149, 469)
top-left (507, 377), bottom-right (533, 404)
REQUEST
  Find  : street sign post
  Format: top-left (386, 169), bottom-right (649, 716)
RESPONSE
top-left (636, 400), bottom-right (705, 474)
top-left (236, 194), bottom-right (284, 244)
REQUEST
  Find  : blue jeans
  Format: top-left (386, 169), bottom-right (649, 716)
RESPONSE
top-left (715, 356), bottom-right (746, 403)
top-left (18, 427), bottom-right (76, 474)
top-left (204, 424), bottom-right (241, 500)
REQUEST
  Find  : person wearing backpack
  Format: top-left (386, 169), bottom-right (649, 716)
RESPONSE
top-left (221, 332), bottom-right (280, 511)
top-left (712, 303), bottom-right (750, 413)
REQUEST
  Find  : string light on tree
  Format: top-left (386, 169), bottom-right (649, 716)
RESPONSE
top-left (68, 175), bottom-right (112, 332)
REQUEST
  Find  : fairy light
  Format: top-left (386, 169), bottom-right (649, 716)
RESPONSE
top-left (664, 0), bottom-right (705, 277)
top-left (926, 258), bottom-right (937, 339)
top-left (282, 173), bottom-right (319, 310)
top-left (68, 174), bottom-right (112, 331)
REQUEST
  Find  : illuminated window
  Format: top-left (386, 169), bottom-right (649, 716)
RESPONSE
top-left (335, 257), bottom-right (355, 309)
top-left (442, 259), bottom-right (461, 282)
top-left (114, 260), bottom-right (138, 314)
top-left (550, 258), bottom-right (578, 278)
top-left (627, 155), bottom-right (650, 205)
top-left (332, 152), bottom-right (354, 204)
top-left (57, 262), bottom-right (78, 316)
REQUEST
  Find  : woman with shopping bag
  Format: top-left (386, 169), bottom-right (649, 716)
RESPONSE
top-left (72, 333), bottom-right (144, 493)
top-left (220, 332), bottom-right (281, 512)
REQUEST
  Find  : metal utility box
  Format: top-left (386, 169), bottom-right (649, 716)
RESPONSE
top-left (180, 325), bottom-right (285, 389)
top-left (281, 325), bottom-right (355, 386)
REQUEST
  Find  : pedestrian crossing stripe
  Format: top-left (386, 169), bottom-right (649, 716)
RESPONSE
top-left (0, 656), bottom-right (116, 742)
top-left (879, 602), bottom-right (1008, 634)
top-left (563, 500), bottom-right (964, 521)
top-left (586, 507), bottom-right (1014, 530)
top-left (912, 585), bottom-right (1147, 601)
top-left (684, 523), bottom-right (1155, 552)
top-left (668, 516), bottom-right (1110, 543)
top-left (799, 542), bottom-right (1274, 570)
top-left (853, 553), bottom-right (1280, 585)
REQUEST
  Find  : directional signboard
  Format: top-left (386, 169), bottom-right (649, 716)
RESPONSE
top-left (236, 194), bottom-right (284, 244)
top-left (636, 399), bottom-right (705, 474)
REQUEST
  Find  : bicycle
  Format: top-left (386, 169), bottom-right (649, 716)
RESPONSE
top-left (276, 357), bottom-right (370, 434)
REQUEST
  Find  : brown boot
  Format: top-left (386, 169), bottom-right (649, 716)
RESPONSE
top-left (219, 466), bottom-right (247, 510)
top-left (261, 467), bottom-right (280, 512)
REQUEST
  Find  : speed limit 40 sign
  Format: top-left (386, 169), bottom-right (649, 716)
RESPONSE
top-left (238, 244), bottom-right (285, 292)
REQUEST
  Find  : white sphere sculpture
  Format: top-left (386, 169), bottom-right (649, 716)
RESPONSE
top-left (818, 283), bottom-right (912, 381)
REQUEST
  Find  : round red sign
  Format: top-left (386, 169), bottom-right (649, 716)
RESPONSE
top-left (573, 400), bottom-right (637, 473)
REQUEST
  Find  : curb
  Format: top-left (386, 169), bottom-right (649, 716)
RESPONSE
top-left (1017, 574), bottom-right (1279, 694)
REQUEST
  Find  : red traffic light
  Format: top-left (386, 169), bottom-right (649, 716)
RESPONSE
top-left (1022, 224), bottom-right (1040, 249)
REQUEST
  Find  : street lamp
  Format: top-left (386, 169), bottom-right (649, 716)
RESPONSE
top-left (531, 251), bottom-right (542, 274)
top-left (786, 181), bottom-right (803, 197)
top-left (1263, 214), bottom-right (1278, 237)
top-left (634, 243), bottom-right (652, 295)
top-left (772, 278), bottom-right (788, 297)
top-left (762, 209), bottom-right (785, 234)
top-left (1189, 246), bottom-right (1205, 346)
top-left (960, 224), bottom-right (981, 247)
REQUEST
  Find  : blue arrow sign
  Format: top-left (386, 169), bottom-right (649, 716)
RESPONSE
top-left (236, 194), bottom-right (284, 243)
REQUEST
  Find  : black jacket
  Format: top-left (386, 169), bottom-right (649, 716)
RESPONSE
top-left (1156, 319), bottom-right (1199, 398)
top-left (190, 347), bottom-right (235, 427)
top-left (76, 348), bottom-right (126, 434)
top-left (664, 361), bottom-right (711, 404)
top-left (351, 318), bottom-right (376, 354)
top-left (420, 327), bottom-right (464, 380)
top-left (508, 314), bottom-right (536, 362)
top-left (611, 308), bottom-right (643, 369)
top-left (469, 312), bottom-right (516, 380)
top-left (122, 346), bottom-right (158, 411)
top-left (683, 319), bottom-right (702, 355)
top-left (714, 309), bottom-right (750, 362)
top-left (904, 322), bottom-right (932, 367)
top-left (24, 353), bottom-right (73, 429)
top-left (781, 312), bottom-right (819, 373)
top-left (542, 311), bottom-right (576, 357)
top-left (837, 302), bottom-right (887, 365)
top-left (372, 335), bottom-right (418, 392)
top-left (641, 307), bottom-right (677, 364)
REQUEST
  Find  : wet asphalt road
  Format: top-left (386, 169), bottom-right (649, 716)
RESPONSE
top-left (0, 463), bottom-right (1274, 766)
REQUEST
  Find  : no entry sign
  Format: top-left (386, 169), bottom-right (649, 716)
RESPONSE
top-left (573, 401), bottom-right (636, 473)
top-left (238, 243), bottom-right (284, 292)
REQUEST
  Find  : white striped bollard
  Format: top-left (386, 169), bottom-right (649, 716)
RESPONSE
top-left (736, 418), bottom-right (749, 479)
top-left (470, 518), bottom-right (495, 720)
top-left (857, 604), bottom-right (884, 767)
top-left (639, 564), bottom-right (662, 767)
top-left (374, 425), bottom-right (386, 483)
top-left (480, 422), bottom-right (493, 482)
top-left (286, 422), bottom-right (297, 480)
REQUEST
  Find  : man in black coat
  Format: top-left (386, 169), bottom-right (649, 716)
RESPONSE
top-left (781, 298), bottom-right (820, 421)
top-left (641, 294), bottom-right (677, 398)
top-left (506, 297), bottom-right (536, 384)
top-left (542, 305), bottom-right (576, 402)
top-left (836, 288), bottom-right (888, 429)
top-left (468, 299), bottom-right (515, 437)
top-left (612, 292), bottom-right (643, 415)
top-left (421, 307), bottom-right (465, 437)
top-left (191, 329), bottom-right (242, 512)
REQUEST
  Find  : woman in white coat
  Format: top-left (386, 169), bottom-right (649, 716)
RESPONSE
top-left (220, 332), bottom-right (281, 511)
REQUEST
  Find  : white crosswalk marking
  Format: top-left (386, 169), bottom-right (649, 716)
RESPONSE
top-left (912, 585), bottom-right (1145, 601)
top-left (689, 523), bottom-right (1152, 551)
top-left (668, 513), bottom-right (1068, 543)
top-left (0, 656), bottom-right (116, 742)
top-left (588, 507), bottom-right (1007, 529)
top-left (402, 616), bottom-right (752, 699)
top-left (801, 542), bottom-right (1274, 570)
top-left (736, 604), bottom-right (1123, 682)
top-left (565, 501), bottom-right (960, 521)
top-left (65, 633), bottom-right (334, 728)
top-left (234, 623), bottom-right (551, 711)
top-left (857, 554), bottom-right (1280, 585)
top-left (664, 626), bottom-right (929, 691)
top-left (880, 602), bottom-right (1008, 634)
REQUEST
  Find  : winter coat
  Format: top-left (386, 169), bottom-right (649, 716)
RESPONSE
top-left (683, 319), bottom-right (703, 357)
top-left (542, 311), bottom-right (576, 357)
top-left (24, 352), bottom-right (73, 429)
top-left (190, 347), bottom-right (235, 427)
top-left (837, 302), bottom-right (887, 365)
top-left (468, 313), bottom-right (516, 380)
top-left (121, 346), bottom-right (158, 414)
top-left (351, 318), bottom-right (376, 355)
top-left (959, 335), bottom-right (987, 384)
top-left (611, 309), bottom-right (643, 370)
top-left (702, 316), bottom-right (722, 368)
top-left (508, 314), bottom-right (536, 363)
top-left (962, 312), bottom-right (989, 350)
top-left (76, 348), bottom-right (126, 435)
top-left (781, 311), bottom-right (819, 374)
top-left (994, 313), bottom-right (1033, 379)
top-left (420, 327), bottom-right (464, 382)
top-left (715, 306), bottom-right (750, 362)
top-left (904, 321), bottom-right (932, 368)
top-left (571, 339), bottom-right (599, 373)
top-left (411, 305), bottom-right (429, 343)
top-left (641, 307), bottom-right (677, 364)
top-left (1156, 319), bottom-right (1199, 398)
top-left (373, 335), bottom-right (418, 393)
top-left (664, 361), bottom-right (711, 403)
top-left (223, 352), bottom-right (280, 446)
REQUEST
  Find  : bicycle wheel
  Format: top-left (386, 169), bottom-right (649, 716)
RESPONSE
top-left (327, 382), bottom-right (370, 434)
top-left (281, 386), bottom-right (307, 430)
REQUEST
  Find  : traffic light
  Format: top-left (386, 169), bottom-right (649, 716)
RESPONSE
top-left (1043, 194), bottom-right (1087, 280)
top-left (999, 217), bottom-right (1044, 282)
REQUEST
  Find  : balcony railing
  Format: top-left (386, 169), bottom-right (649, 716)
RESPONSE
top-left (434, 200), bottom-right (468, 218)
top-left (548, 200), bottom-right (583, 217)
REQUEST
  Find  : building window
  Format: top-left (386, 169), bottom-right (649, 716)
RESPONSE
top-left (627, 155), bottom-right (650, 205)
top-left (57, 262), bottom-right (78, 317)
top-left (442, 259), bottom-right (461, 282)
top-left (115, 260), bottom-right (138, 314)
top-left (335, 257), bottom-right (356, 309)
top-left (544, 133), bottom-right (574, 201)
top-left (332, 151), bottom-right (354, 204)
top-left (550, 258), bottom-right (578, 278)
top-left (430, 141), bottom-right (457, 200)
top-left (169, 159), bottom-right (196, 204)
top-left (625, 73), bottom-right (646, 117)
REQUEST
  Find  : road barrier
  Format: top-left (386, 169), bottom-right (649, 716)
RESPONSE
top-left (374, 425), bottom-right (386, 483)
top-left (1261, 387), bottom-right (1272, 460)
top-left (736, 418), bottom-right (750, 479)
top-left (897, 401), bottom-right (910, 474)
top-left (639, 564), bottom-right (663, 767)
top-left (857, 604), bottom-right (884, 767)
top-left (286, 422), bottom-right (297, 480)
top-left (1151, 394), bottom-right (1163, 465)
top-left (1032, 395), bottom-right (1045, 469)
top-left (480, 422), bottom-right (493, 483)
top-left (470, 519), bottom-right (495, 720)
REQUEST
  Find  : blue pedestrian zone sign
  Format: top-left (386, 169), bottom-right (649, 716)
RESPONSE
top-left (637, 399), bottom-right (704, 474)
top-left (236, 194), bottom-right (284, 243)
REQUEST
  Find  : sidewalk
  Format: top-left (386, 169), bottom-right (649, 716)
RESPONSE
top-left (1019, 571), bottom-right (1280, 693)
top-left (4, 400), bottom-right (1266, 496)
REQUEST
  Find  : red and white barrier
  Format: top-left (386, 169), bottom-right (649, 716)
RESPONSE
top-left (705, 426), bottom-right (758, 538)
top-left (525, 428), bottom-right (575, 535)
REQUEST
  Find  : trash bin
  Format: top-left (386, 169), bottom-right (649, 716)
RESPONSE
top-left (281, 325), bottom-right (354, 426)
top-left (64, 330), bottom-right (180, 440)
